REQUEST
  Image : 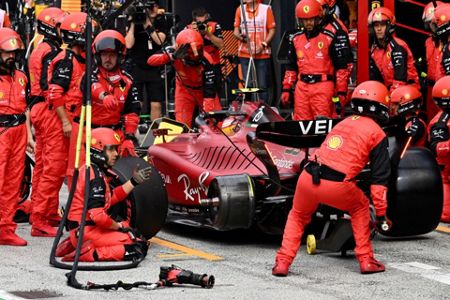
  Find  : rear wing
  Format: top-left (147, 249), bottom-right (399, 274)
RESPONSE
top-left (256, 119), bottom-right (342, 149)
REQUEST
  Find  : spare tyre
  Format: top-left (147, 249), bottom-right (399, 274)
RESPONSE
top-left (385, 147), bottom-right (442, 237)
top-left (113, 157), bottom-right (168, 239)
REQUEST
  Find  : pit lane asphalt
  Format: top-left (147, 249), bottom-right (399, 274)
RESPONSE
top-left (1, 186), bottom-right (450, 300)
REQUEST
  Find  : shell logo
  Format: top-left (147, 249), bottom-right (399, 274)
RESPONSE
top-left (70, 23), bottom-right (77, 29)
top-left (327, 135), bottom-right (343, 150)
top-left (303, 5), bottom-right (310, 14)
top-left (114, 133), bottom-right (121, 143)
top-left (318, 41), bottom-right (324, 49)
top-left (443, 89), bottom-right (449, 96)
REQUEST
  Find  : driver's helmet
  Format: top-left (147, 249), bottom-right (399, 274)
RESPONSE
top-left (221, 116), bottom-right (240, 136)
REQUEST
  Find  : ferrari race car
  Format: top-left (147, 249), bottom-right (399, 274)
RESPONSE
top-left (145, 100), bottom-right (443, 238)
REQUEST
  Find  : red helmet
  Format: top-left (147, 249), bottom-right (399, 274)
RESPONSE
top-left (296, 0), bottom-right (323, 19)
top-left (368, 7), bottom-right (395, 25)
top-left (350, 81), bottom-right (390, 123)
top-left (368, 7), bottom-right (396, 36)
top-left (423, 1), bottom-right (443, 23)
top-left (390, 85), bottom-right (422, 116)
top-left (60, 12), bottom-right (96, 45)
top-left (0, 28), bottom-right (24, 52)
top-left (432, 3), bottom-right (450, 38)
top-left (92, 30), bottom-right (126, 64)
top-left (90, 127), bottom-right (121, 166)
top-left (37, 7), bottom-right (67, 39)
top-left (175, 29), bottom-right (204, 63)
top-left (432, 76), bottom-right (450, 110)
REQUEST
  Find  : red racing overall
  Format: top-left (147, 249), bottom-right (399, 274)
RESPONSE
top-left (46, 49), bottom-right (85, 189)
top-left (370, 37), bottom-right (419, 92)
top-left (67, 67), bottom-right (140, 177)
top-left (429, 111), bottom-right (450, 222)
top-left (66, 164), bottom-right (134, 261)
top-left (0, 70), bottom-right (28, 234)
top-left (282, 26), bottom-right (350, 120)
top-left (28, 38), bottom-right (62, 227)
top-left (276, 115), bottom-right (390, 264)
top-left (148, 51), bottom-right (221, 127)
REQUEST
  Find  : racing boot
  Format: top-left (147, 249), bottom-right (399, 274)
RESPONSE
top-left (0, 229), bottom-right (27, 246)
top-left (357, 255), bottom-right (385, 274)
top-left (55, 237), bottom-right (76, 257)
top-left (272, 258), bottom-right (291, 277)
top-left (62, 241), bottom-right (96, 262)
top-left (31, 217), bottom-right (57, 237)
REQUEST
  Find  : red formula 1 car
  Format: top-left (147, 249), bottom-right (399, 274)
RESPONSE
top-left (145, 100), bottom-right (442, 241)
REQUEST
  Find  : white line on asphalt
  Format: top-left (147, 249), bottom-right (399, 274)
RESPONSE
top-left (0, 290), bottom-right (26, 300)
top-left (390, 262), bottom-right (450, 285)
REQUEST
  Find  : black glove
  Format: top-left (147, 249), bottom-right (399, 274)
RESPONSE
top-left (406, 117), bottom-right (423, 139)
top-left (173, 43), bottom-right (190, 60)
top-left (130, 165), bottom-right (152, 186)
top-left (430, 122), bottom-right (449, 142)
top-left (118, 225), bottom-right (139, 240)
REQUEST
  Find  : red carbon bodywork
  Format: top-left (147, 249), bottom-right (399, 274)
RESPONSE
top-left (147, 102), bottom-right (304, 207)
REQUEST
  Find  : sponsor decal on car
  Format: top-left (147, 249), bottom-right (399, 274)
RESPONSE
top-left (177, 171), bottom-right (210, 202)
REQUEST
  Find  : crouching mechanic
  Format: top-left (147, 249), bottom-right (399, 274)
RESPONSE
top-left (428, 76), bottom-right (450, 223)
top-left (68, 29), bottom-right (141, 180)
top-left (58, 128), bottom-right (151, 262)
top-left (273, 81), bottom-right (391, 276)
top-left (147, 28), bottom-right (221, 127)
